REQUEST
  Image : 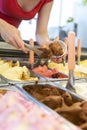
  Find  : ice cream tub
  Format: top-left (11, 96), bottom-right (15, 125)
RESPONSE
top-left (14, 81), bottom-right (87, 130)
top-left (31, 64), bottom-right (68, 81)
top-left (0, 88), bottom-right (80, 130)
top-left (0, 58), bottom-right (40, 82)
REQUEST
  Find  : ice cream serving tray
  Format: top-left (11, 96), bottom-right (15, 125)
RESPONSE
top-left (0, 84), bottom-right (81, 130)
top-left (8, 80), bottom-right (87, 130)
top-left (31, 64), bottom-right (69, 81)
top-left (0, 72), bottom-right (86, 129)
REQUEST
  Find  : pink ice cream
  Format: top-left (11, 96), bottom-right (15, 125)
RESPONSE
top-left (0, 90), bottom-right (80, 130)
top-left (32, 65), bottom-right (68, 78)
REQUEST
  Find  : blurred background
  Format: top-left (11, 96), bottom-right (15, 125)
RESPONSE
top-left (19, 0), bottom-right (87, 48)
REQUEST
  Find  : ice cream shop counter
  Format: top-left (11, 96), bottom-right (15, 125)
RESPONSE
top-left (0, 57), bottom-right (85, 130)
top-left (0, 57), bottom-right (82, 130)
top-left (0, 40), bottom-right (87, 130)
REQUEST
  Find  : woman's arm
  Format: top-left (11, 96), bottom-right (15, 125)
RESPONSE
top-left (35, 1), bottom-right (53, 47)
top-left (0, 18), bottom-right (27, 52)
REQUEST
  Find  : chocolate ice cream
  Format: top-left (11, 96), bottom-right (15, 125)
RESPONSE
top-left (23, 84), bottom-right (87, 130)
top-left (39, 41), bottom-right (64, 59)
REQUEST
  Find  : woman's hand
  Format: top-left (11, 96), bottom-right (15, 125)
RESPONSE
top-left (36, 33), bottom-right (53, 48)
top-left (0, 19), bottom-right (27, 53)
top-left (36, 34), bottom-right (63, 63)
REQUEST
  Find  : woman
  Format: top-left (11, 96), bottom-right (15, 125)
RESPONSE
top-left (0, 0), bottom-right (53, 52)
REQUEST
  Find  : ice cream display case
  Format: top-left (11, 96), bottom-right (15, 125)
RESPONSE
top-left (0, 71), bottom-right (86, 130)
top-left (0, 89), bottom-right (81, 130)
top-left (10, 81), bottom-right (87, 130)
top-left (0, 40), bottom-right (87, 129)
top-left (0, 59), bottom-right (82, 129)
top-left (0, 77), bottom-right (81, 130)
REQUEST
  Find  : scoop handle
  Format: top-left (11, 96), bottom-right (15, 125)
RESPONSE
top-left (77, 39), bottom-right (81, 58)
top-left (29, 39), bottom-right (34, 65)
top-left (68, 32), bottom-right (75, 70)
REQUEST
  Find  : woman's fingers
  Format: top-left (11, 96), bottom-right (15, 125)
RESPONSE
top-left (6, 35), bottom-right (27, 53)
top-left (54, 36), bottom-right (59, 41)
top-left (0, 21), bottom-right (27, 53)
top-left (14, 36), bottom-right (28, 53)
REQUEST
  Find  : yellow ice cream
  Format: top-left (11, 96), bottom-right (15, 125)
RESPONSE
top-left (48, 61), bottom-right (87, 78)
top-left (80, 60), bottom-right (87, 68)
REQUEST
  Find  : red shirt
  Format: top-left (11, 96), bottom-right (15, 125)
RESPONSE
top-left (0, 0), bottom-right (53, 27)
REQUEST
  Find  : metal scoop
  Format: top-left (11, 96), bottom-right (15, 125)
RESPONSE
top-left (66, 70), bottom-right (76, 92)
top-left (24, 43), bottom-right (43, 57)
top-left (66, 32), bottom-right (76, 93)
top-left (24, 40), bottom-right (67, 60)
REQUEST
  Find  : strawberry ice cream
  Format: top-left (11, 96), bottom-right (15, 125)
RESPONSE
top-left (32, 65), bottom-right (68, 78)
top-left (0, 90), bottom-right (80, 130)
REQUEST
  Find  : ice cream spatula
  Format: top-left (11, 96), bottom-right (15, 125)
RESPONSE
top-left (24, 42), bottom-right (43, 57)
top-left (66, 32), bottom-right (76, 93)
top-left (25, 40), bottom-right (67, 60)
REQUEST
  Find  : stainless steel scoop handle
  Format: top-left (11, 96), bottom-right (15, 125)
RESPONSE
top-left (66, 70), bottom-right (76, 92)
top-left (24, 43), bottom-right (43, 56)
